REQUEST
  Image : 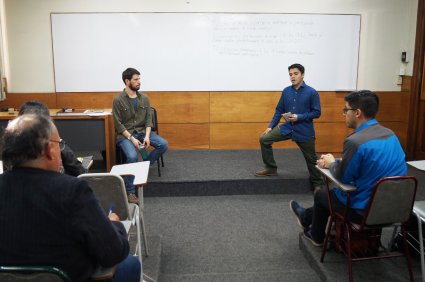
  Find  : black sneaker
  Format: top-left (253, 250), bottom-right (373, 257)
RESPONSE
top-left (289, 200), bottom-right (308, 228)
top-left (302, 228), bottom-right (323, 247)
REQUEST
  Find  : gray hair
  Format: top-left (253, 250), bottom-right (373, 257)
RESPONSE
top-left (1, 114), bottom-right (54, 168)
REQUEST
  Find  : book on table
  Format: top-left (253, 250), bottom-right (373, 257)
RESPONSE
top-left (56, 109), bottom-right (104, 116)
top-left (56, 109), bottom-right (88, 116)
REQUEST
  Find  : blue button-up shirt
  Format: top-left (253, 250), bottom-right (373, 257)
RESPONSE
top-left (268, 81), bottom-right (321, 142)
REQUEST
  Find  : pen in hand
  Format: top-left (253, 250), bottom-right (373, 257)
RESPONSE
top-left (108, 203), bottom-right (115, 216)
top-left (108, 203), bottom-right (120, 221)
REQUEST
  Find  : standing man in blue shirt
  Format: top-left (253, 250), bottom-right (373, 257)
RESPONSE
top-left (255, 63), bottom-right (323, 191)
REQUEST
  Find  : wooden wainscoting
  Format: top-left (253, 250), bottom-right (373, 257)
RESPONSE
top-left (0, 88), bottom-right (411, 153)
top-left (56, 92), bottom-right (118, 109)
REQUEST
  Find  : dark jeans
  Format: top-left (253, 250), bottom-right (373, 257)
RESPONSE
top-left (301, 188), bottom-right (364, 242)
top-left (113, 255), bottom-right (141, 282)
top-left (259, 126), bottom-right (323, 187)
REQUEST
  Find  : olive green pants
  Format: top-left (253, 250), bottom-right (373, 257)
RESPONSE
top-left (259, 126), bottom-right (323, 187)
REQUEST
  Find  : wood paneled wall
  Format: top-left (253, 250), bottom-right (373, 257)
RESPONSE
top-left (0, 86), bottom-right (412, 154)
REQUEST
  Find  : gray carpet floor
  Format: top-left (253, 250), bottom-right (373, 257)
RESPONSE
top-left (87, 148), bottom-right (425, 281)
top-left (144, 193), bottom-right (320, 282)
top-left (147, 149), bottom-right (309, 182)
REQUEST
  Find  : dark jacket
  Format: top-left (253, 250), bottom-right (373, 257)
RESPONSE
top-left (0, 167), bottom-right (129, 281)
top-left (61, 144), bottom-right (86, 176)
top-left (112, 90), bottom-right (153, 140)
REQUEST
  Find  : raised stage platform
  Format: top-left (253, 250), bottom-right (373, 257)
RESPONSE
top-left (145, 148), bottom-right (312, 197)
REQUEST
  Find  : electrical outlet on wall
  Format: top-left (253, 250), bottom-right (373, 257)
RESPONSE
top-left (396, 75), bottom-right (403, 85)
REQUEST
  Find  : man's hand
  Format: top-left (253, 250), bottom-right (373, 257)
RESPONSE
top-left (287, 114), bottom-right (298, 122)
top-left (108, 212), bottom-right (120, 221)
top-left (262, 128), bottom-right (272, 135)
top-left (317, 153), bottom-right (335, 169)
top-left (130, 136), bottom-right (141, 148)
top-left (143, 136), bottom-right (150, 148)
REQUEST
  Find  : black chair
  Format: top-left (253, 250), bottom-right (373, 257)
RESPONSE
top-left (0, 265), bottom-right (71, 282)
top-left (150, 107), bottom-right (165, 176)
top-left (116, 107), bottom-right (164, 177)
top-left (320, 176), bottom-right (418, 282)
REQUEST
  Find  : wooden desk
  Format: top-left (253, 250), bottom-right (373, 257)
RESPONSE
top-left (111, 161), bottom-right (150, 256)
top-left (0, 109), bottom-right (116, 171)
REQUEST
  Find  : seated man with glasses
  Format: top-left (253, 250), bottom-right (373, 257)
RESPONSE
top-left (18, 100), bottom-right (87, 176)
top-left (0, 114), bottom-right (141, 282)
top-left (289, 90), bottom-right (406, 246)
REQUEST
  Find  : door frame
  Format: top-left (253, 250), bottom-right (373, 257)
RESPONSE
top-left (407, 0), bottom-right (425, 160)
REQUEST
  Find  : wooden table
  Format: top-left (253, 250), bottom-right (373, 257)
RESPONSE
top-left (0, 109), bottom-right (116, 171)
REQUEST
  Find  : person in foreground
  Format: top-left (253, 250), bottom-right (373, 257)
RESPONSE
top-left (289, 90), bottom-right (407, 246)
top-left (255, 63), bottom-right (323, 191)
top-left (113, 67), bottom-right (168, 204)
top-left (0, 114), bottom-right (141, 281)
top-left (18, 100), bottom-right (86, 176)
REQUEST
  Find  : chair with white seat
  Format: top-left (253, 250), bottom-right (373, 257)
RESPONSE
top-left (78, 173), bottom-right (143, 262)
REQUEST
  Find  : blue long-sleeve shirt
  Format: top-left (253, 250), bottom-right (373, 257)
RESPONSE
top-left (330, 119), bottom-right (407, 210)
top-left (269, 81), bottom-right (321, 142)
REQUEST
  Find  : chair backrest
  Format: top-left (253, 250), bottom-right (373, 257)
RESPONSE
top-left (78, 173), bottom-right (132, 221)
top-left (0, 266), bottom-right (71, 282)
top-left (363, 176), bottom-right (417, 227)
top-left (150, 107), bottom-right (158, 132)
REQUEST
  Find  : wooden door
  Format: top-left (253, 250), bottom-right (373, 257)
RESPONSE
top-left (408, 0), bottom-right (425, 160)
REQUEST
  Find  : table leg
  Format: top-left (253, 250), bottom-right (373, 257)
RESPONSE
top-left (418, 215), bottom-right (425, 282)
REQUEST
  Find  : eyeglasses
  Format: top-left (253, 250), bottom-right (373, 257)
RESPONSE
top-left (342, 107), bottom-right (357, 114)
top-left (50, 139), bottom-right (66, 151)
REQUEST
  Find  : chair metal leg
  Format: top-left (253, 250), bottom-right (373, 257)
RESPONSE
top-left (139, 209), bottom-right (149, 257)
top-left (161, 155), bottom-right (164, 167)
top-left (137, 185), bottom-right (149, 257)
top-left (401, 225), bottom-right (415, 282)
top-left (135, 212), bottom-right (143, 263)
top-left (320, 217), bottom-right (334, 262)
top-left (157, 159), bottom-right (161, 177)
top-left (345, 224), bottom-right (354, 282)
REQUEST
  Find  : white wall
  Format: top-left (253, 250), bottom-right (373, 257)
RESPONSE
top-left (3, 0), bottom-right (418, 92)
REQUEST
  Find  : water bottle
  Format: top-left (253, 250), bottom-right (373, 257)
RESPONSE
top-left (139, 144), bottom-right (149, 161)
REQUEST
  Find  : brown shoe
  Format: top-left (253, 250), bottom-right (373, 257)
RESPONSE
top-left (255, 168), bottom-right (277, 177)
top-left (127, 193), bottom-right (139, 204)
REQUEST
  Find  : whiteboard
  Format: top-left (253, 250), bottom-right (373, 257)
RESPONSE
top-left (51, 13), bottom-right (360, 92)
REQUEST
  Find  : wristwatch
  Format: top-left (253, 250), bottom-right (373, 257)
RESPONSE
top-left (127, 135), bottom-right (132, 140)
